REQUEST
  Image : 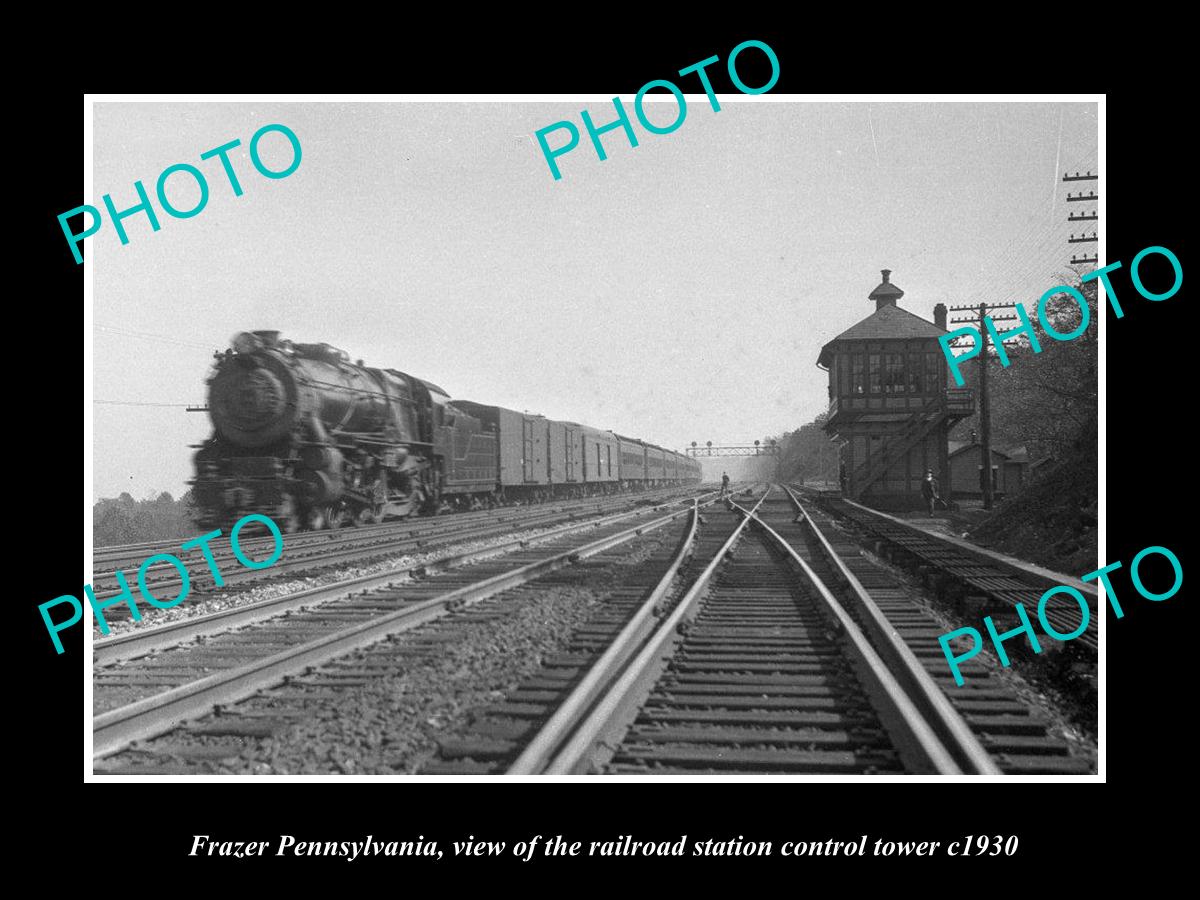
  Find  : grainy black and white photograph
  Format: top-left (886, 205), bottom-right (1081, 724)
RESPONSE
top-left (87, 97), bottom-right (1100, 778)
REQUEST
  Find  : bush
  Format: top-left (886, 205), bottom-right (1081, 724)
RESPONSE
top-left (968, 421), bottom-right (1098, 573)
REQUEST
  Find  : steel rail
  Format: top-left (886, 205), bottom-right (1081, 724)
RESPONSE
top-left (833, 493), bottom-right (1099, 602)
top-left (536, 488), bottom-right (965, 775)
top-left (731, 498), bottom-right (964, 775)
top-left (93, 485), bottom-right (699, 563)
top-left (93, 500), bottom-right (704, 760)
top-left (507, 499), bottom-right (706, 774)
top-left (808, 488), bottom-right (1097, 652)
top-left (782, 486), bottom-right (1001, 775)
top-left (93, 505), bottom-right (565, 568)
top-left (90, 487), bottom-right (706, 603)
top-left (94, 492), bottom-right (718, 666)
top-left (533, 491), bottom-right (769, 775)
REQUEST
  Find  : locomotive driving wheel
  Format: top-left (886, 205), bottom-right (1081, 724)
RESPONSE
top-left (304, 504), bottom-right (341, 531)
top-left (323, 504), bottom-right (342, 530)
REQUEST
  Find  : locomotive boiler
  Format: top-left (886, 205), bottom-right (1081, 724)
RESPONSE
top-left (191, 330), bottom-right (495, 532)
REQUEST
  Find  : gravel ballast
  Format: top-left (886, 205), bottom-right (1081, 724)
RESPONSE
top-left (92, 516), bottom-right (647, 641)
top-left (98, 526), bottom-right (684, 775)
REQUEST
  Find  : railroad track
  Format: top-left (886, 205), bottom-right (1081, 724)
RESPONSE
top-left (92, 491), bottom-right (720, 768)
top-left (95, 483), bottom-right (1089, 775)
top-left (89, 486), bottom-right (704, 613)
top-left (427, 487), bottom-right (999, 775)
top-left (94, 490), bottom-right (691, 571)
top-left (767, 489), bottom-right (1091, 773)
top-left (817, 494), bottom-right (1097, 653)
top-left (421, 493), bottom-right (754, 773)
top-left (431, 486), bottom-right (1091, 775)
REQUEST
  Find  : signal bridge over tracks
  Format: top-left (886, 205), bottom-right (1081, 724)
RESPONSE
top-left (687, 440), bottom-right (779, 458)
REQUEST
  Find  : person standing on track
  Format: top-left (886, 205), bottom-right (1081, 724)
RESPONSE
top-left (721, 472), bottom-right (731, 497)
top-left (921, 468), bottom-right (940, 516)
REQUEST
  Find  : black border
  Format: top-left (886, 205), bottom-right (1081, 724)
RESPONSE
top-left (23, 30), bottom-right (1189, 882)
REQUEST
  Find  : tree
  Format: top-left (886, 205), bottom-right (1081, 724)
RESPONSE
top-left (950, 276), bottom-right (1098, 464)
top-left (93, 491), bottom-right (201, 547)
top-left (947, 272), bottom-right (1098, 572)
top-left (747, 412), bottom-right (839, 485)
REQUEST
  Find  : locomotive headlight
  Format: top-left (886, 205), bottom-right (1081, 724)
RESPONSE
top-left (231, 331), bottom-right (263, 354)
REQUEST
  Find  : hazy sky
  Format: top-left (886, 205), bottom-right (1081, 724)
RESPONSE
top-left (92, 100), bottom-right (1096, 499)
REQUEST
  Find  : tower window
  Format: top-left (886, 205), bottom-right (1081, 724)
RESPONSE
top-left (883, 353), bottom-right (905, 393)
top-left (925, 353), bottom-right (942, 393)
top-left (850, 354), bottom-right (865, 395)
top-left (907, 353), bottom-right (923, 393)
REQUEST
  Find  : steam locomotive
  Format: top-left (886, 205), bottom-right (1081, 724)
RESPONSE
top-left (191, 331), bottom-right (702, 532)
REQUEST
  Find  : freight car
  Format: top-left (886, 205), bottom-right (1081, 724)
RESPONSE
top-left (453, 403), bottom-right (622, 501)
top-left (191, 331), bottom-right (699, 531)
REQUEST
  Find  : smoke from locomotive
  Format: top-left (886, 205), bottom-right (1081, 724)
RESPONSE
top-left (192, 331), bottom-right (701, 532)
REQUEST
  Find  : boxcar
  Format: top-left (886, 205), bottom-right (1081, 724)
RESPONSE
top-left (545, 419), bottom-right (570, 485)
top-left (558, 421), bottom-right (585, 486)
top-left (579, 425), bottom-right (619, 488)
top-left (436, 403), bottom-right (687, 499)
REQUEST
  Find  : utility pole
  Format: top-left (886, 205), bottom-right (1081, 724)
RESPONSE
top-left (940, 169), bottom-right (1096, 512)
top-left (949, 302), bottom-right (1018, 510)
top-left (1064, 170), bottom-right (1098, 268)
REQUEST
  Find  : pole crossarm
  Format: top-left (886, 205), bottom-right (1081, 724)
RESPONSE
top-left (1065, 168), bottom-right (1099, 271)
top-left (950, 315), bottom-right (1017, 325)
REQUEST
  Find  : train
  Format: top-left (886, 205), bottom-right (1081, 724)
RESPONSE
top-left (190, 330), bottom-right (703, 532)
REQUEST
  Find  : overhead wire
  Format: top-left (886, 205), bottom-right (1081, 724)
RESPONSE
top-left (95, 324), bottom-right (217, 351)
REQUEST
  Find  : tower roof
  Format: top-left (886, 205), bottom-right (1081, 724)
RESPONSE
top-left (817, 304), bottom-right (947, 368)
